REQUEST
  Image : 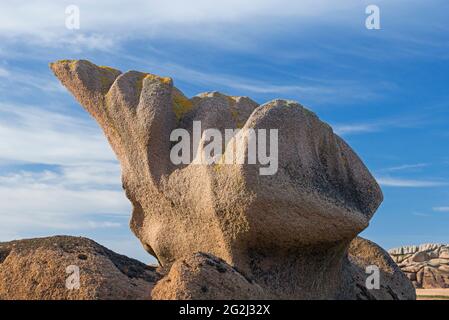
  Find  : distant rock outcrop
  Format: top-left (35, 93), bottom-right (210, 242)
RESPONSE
top-left (49, 59), bottom-right (415, 299)
top-left (389, 244), bottom-right (449, 289)
top-left (0, 236), bottom-right (159, 300)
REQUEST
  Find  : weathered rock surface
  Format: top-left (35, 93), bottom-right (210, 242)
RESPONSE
top-left (0, 236), bottom-right (159, 300)
top-left (342, 237), bottom-right (415, 300)
top-left (152, 252), bottom-right (267, 300)
top-left (0, 236), bottom-right (414, 300)
top-left (152, 237), bottom-right (415, 300)
top-left (50, 59), bottom-right (412, 299)
top-left (389, 244), bottom-right (449, 289)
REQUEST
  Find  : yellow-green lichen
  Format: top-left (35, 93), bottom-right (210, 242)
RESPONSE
top-left (172, 90), bottom-right (194, 121)
top-left (144, 73), bottom-right (172, 85)
top-left (130, 73), bottom-right (173, 99)
top-left (98, 68), bottom-right (120, 94)
top-left (225, 95), bottom-right (245, 128)
top-left (227, 95), bottom-right (237, 105)
top-left (54, 59), bottom-right (78, 71)
top-left (134, 73), bottom-right (148, 96)
top-left (212, 153), bottom-right (227, 172)
top-left (230, 107), bottom-right (244, 129)
top-left (57, 59), bottom-right (77, 65)
top-left (302, 107), bottom-right (318, 118)
top-left (99, 65), bottom-right (120, 73)
top-left (79, 64), bottom-right (119, 94)
top-left (213, 163), bottom-right (223, 173)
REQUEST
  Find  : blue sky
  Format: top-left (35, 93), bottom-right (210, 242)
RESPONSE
top-left (0, 0), bottom-right (448, 263)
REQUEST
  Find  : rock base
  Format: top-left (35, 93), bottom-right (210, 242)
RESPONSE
top-left (0, 236), bottom-right (159, 300)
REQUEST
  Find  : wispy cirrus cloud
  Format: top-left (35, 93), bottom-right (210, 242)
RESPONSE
top-left (433, 207), bottom-right (449, 212)
top-left (412, 212), bottom-right (432, 217)
top-left (0, 0), bottom-right (440, 55)
top-left (0, 169), bottom-right (129, 232)
top-left (0, 67), bottom-right (9, 77)
top-left (377, 163), bottom-right (430, 173)
top-left (333, 123), bottom-right (380, 135)
top-left (121, 54), bottom-right (385, 104)
top-left (376, 176), bottom-right (448, 188)
top-left (333, 117), bottom-right (423, 136)
top-left (0, 100), bottom-right (130, 241)
top-left (0, 66), bottom-right (64, 94)
top-left (374, 162), bottom-right (448, 188)
top-left (0, 102), bottom-right (113, 165)
top-left (0, 1), bottom-right (358, 44)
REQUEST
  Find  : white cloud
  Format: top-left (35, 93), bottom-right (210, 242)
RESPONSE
top-left (0, 170), bottom-right (129, 217)
top-left (170, 66), bottom-right (350, 99)
top-left (333, 123), bottom-right (380, 135)
top-left (377, 163), bottom-right (429, 173)
top-left (122, 54), bottom-right (382, 104)
top-left (0, 67), bottom-right (9, 77)
top-left (433, 207), bottom-right (449, 212)
top-left (0, 166), bottom-right (130, 241)
top-left (333, 114), bottom-right (428, 136)
top-left (0, 68), bottom-right (64, 94)
top-left (376, 176), bottom-right (448, 188)
top-left (0, 101), bottom-right (130, 238)
top-left (0, 102), bottom-right (114, 165)
top-left (86, 221), bottom-right (122, 228)
top-left (412, 212), bottom-right (432, 217)
top-left (0, 0), bottom-right (425, 51)
top-left (0, 1), bottom-right (354, 37)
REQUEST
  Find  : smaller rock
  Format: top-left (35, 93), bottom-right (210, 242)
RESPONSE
top-left (417, 269), bottom-right (425, 287)
top-left (428, 259), bottom-right (449, 267)
top-left (411, 251), bottom-right (430, 263)
top-left (151, 253), bottom-right (267, 300)
top-left (438, 265), bottom-right (449, 272)
top-left (0, 236), bottom-right (160, 300)
top-left (439, 251), bottom-right (449, 259)
top-left (396, 254), bottom-right (413, 264)
top-left (401, 264), bottom-right (425, 273)
top-left (343, 237), bottom-right (416, 300)
top-left (422, 266), bottom-right (449, 289)
top-left (404, 272), bottom-right (417, 282)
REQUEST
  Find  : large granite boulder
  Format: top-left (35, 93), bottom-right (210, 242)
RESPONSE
top-left (389, 244), bottom-right (449, 289)
top-left (0, 236), bottom-right (159, 300)
top-left (50, 59), bottom-right (412, 299)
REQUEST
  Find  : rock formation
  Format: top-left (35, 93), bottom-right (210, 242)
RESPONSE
top-left (152, 237), bottom-right (415, 300)
top-left (151, 252), bottom-right (267, 300)
top-left (49, 59), bottom-right (415, 299)
top-left (0, 236), bottom-right (159, 300)
top-left (0, 236), bottom-right (414, 300)
top-left (389, 244), bottom-right (449, 289)
top-left (343, 237), bottom-right (415, 300)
